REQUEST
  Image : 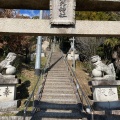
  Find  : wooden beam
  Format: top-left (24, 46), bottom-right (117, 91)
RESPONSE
top-left (0, 18), bottom-right (120, 37)
top-left (0, 0), bottom-right (120, 11)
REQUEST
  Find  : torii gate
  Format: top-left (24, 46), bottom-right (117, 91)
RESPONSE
top-left (0, 0), bottom-right (120, 74)
top-left (0, 0), bottom-right (120, 36)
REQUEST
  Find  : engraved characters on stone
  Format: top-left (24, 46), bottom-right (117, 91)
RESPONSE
top-left (59, 0), bottom-right (67, 18)
top-left (50, 0), bottom-right (76, 25)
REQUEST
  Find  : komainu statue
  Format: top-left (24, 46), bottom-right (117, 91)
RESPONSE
top-left (0, 52), bottom-right (16, 75)
top-left (91, 55), bottom-right (116, 80)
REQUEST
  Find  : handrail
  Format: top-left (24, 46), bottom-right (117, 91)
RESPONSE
top-left (63, 55), bottom-right (94, 120)
top-left (23, 47), bottom-right (52, 120)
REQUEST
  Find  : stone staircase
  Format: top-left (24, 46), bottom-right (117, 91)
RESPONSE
top-left (31, 52), bottom-right (82, 120)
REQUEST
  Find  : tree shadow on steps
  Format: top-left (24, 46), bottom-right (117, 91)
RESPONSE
top-left (33, 101), bottom-right (120, 120)
top-left (45, 56), bottom-right (63, 73)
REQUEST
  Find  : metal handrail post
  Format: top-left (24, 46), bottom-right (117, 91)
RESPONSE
top-left (81, 92), bottom-right (84, 112)
top-left (23, 109), bottom-right (26, 120)
top-left (23, 48), bottom-right (53, 120)
top-left (91, 111), bottom-right (94, 120)
top-left (32, 92), bottom-right (34, 111)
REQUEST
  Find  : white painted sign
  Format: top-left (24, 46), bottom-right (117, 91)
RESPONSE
top-left (50, 0), bottom-right (76, 25)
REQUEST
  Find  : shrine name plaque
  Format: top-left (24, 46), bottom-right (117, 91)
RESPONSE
top-left (50, 0), bottom-right (76, 25)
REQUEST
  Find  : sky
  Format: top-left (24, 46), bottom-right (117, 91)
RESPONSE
top-left (20, 10), bottom-right (40, 18)
top-left (20, 10), bottom-right (50, 18)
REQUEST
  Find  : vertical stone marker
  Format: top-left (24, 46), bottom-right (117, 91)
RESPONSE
top-left (50, 0), bottom-right (76, 25)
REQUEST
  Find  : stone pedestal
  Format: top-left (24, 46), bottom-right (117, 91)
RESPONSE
top-left (67, 53), bottom-right (79, 60)
top-left (91, 80), bottom-right (120, 110)
top-left (0, 75), bottom-right (20, 111)
top-left (41, 52), bottom-right (45, 57)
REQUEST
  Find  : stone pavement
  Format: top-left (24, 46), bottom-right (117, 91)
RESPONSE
top-left (31, 52), bottom-right (82, 120)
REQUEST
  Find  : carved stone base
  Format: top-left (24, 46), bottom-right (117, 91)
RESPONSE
top-left (91, 80), bottom-right (120, 101)
top-left (0, 100), bottom-right (20, 112)
top-left (91, 80), bottom-right (120, 112)
top-left (67, 53), bottom-right (79, 60)
top-left (93, 101), bottom-right (120, 111)
top-left (93, 86), bottom-right (118, 101)
top-left (0, 76), bottom-right (19, 101)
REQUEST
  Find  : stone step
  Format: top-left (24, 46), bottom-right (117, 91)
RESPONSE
top-left (47, 74), bottom-right (69, 76)
top-left (42, 94), bottom-right (76, 100)
top-left (48, 73), bottom-right (68, 74)
top-left (44, 85), bottom-right (72, 89)
top-left (48, 71), bottom-right (68, 73)
top-left (42, 92), bottom-right (75, 96)
top-left (47, 77), bottom-right (70, 79)
top-left (47, 75), bottom-right (69, 78)
top-left (43, 88), bottom-right (74, 94)
top-left (45, 82), bottom-right (72, 86)
top-left (47, 73), bottom-right (69, 75)
top-left (50, 69), bottom-right (67, 71)
top-left (32, 111), bottom-right (81, 119)
top-left (41, 98), bottom-right (77, 104)
top-left (32, 118), bottom-right (81, 120)
top-left (46, 77), bottom-right (69, 79)
top-left (48, 68), bottom-right (67, 70)
top-left (35, 102), bottom-right (80, 110)
top-left (45, 81), bottom-right (71, 85)
top-left (43, 109), bottom-right (78, 113)
top-left (46, 79), bottom-right (70, 82)
top-left (48, 70), bottom-right (68, 72)
top-left (47, 78), bottom-right (70, 80)
top-left (46, 80), bottom-right (71, 83)
top-left (46, 79), bottom-right (70, 81)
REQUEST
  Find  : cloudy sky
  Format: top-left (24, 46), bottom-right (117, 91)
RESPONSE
top-left (20, 10), bottom-right (40, 18)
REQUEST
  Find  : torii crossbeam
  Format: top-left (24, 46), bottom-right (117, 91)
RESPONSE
top-left (0, 19), bottom-right (120, 37)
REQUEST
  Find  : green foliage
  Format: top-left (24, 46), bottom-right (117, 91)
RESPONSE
top-left (75, 11), bottom-right (120, 61)
top-left (104, 38), bottom-right (120, 48)
top-left (32, 16), bottom-right (39, 19)
top-left (103, 38), bottom-right (120, 60)
top-left (118, 86), bottom-right (120, 98)
top-left (41, 57), bottom-right (47, 69)
top-left (76, 11), bottom-right (119, 21)
top-left (82, 61), bottom-right (93, 74)
top-left (96, 46), bottom-right (104, 58)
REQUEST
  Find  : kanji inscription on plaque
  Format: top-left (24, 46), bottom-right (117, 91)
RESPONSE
top-left (50, 0), bottom-right (76, 25)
